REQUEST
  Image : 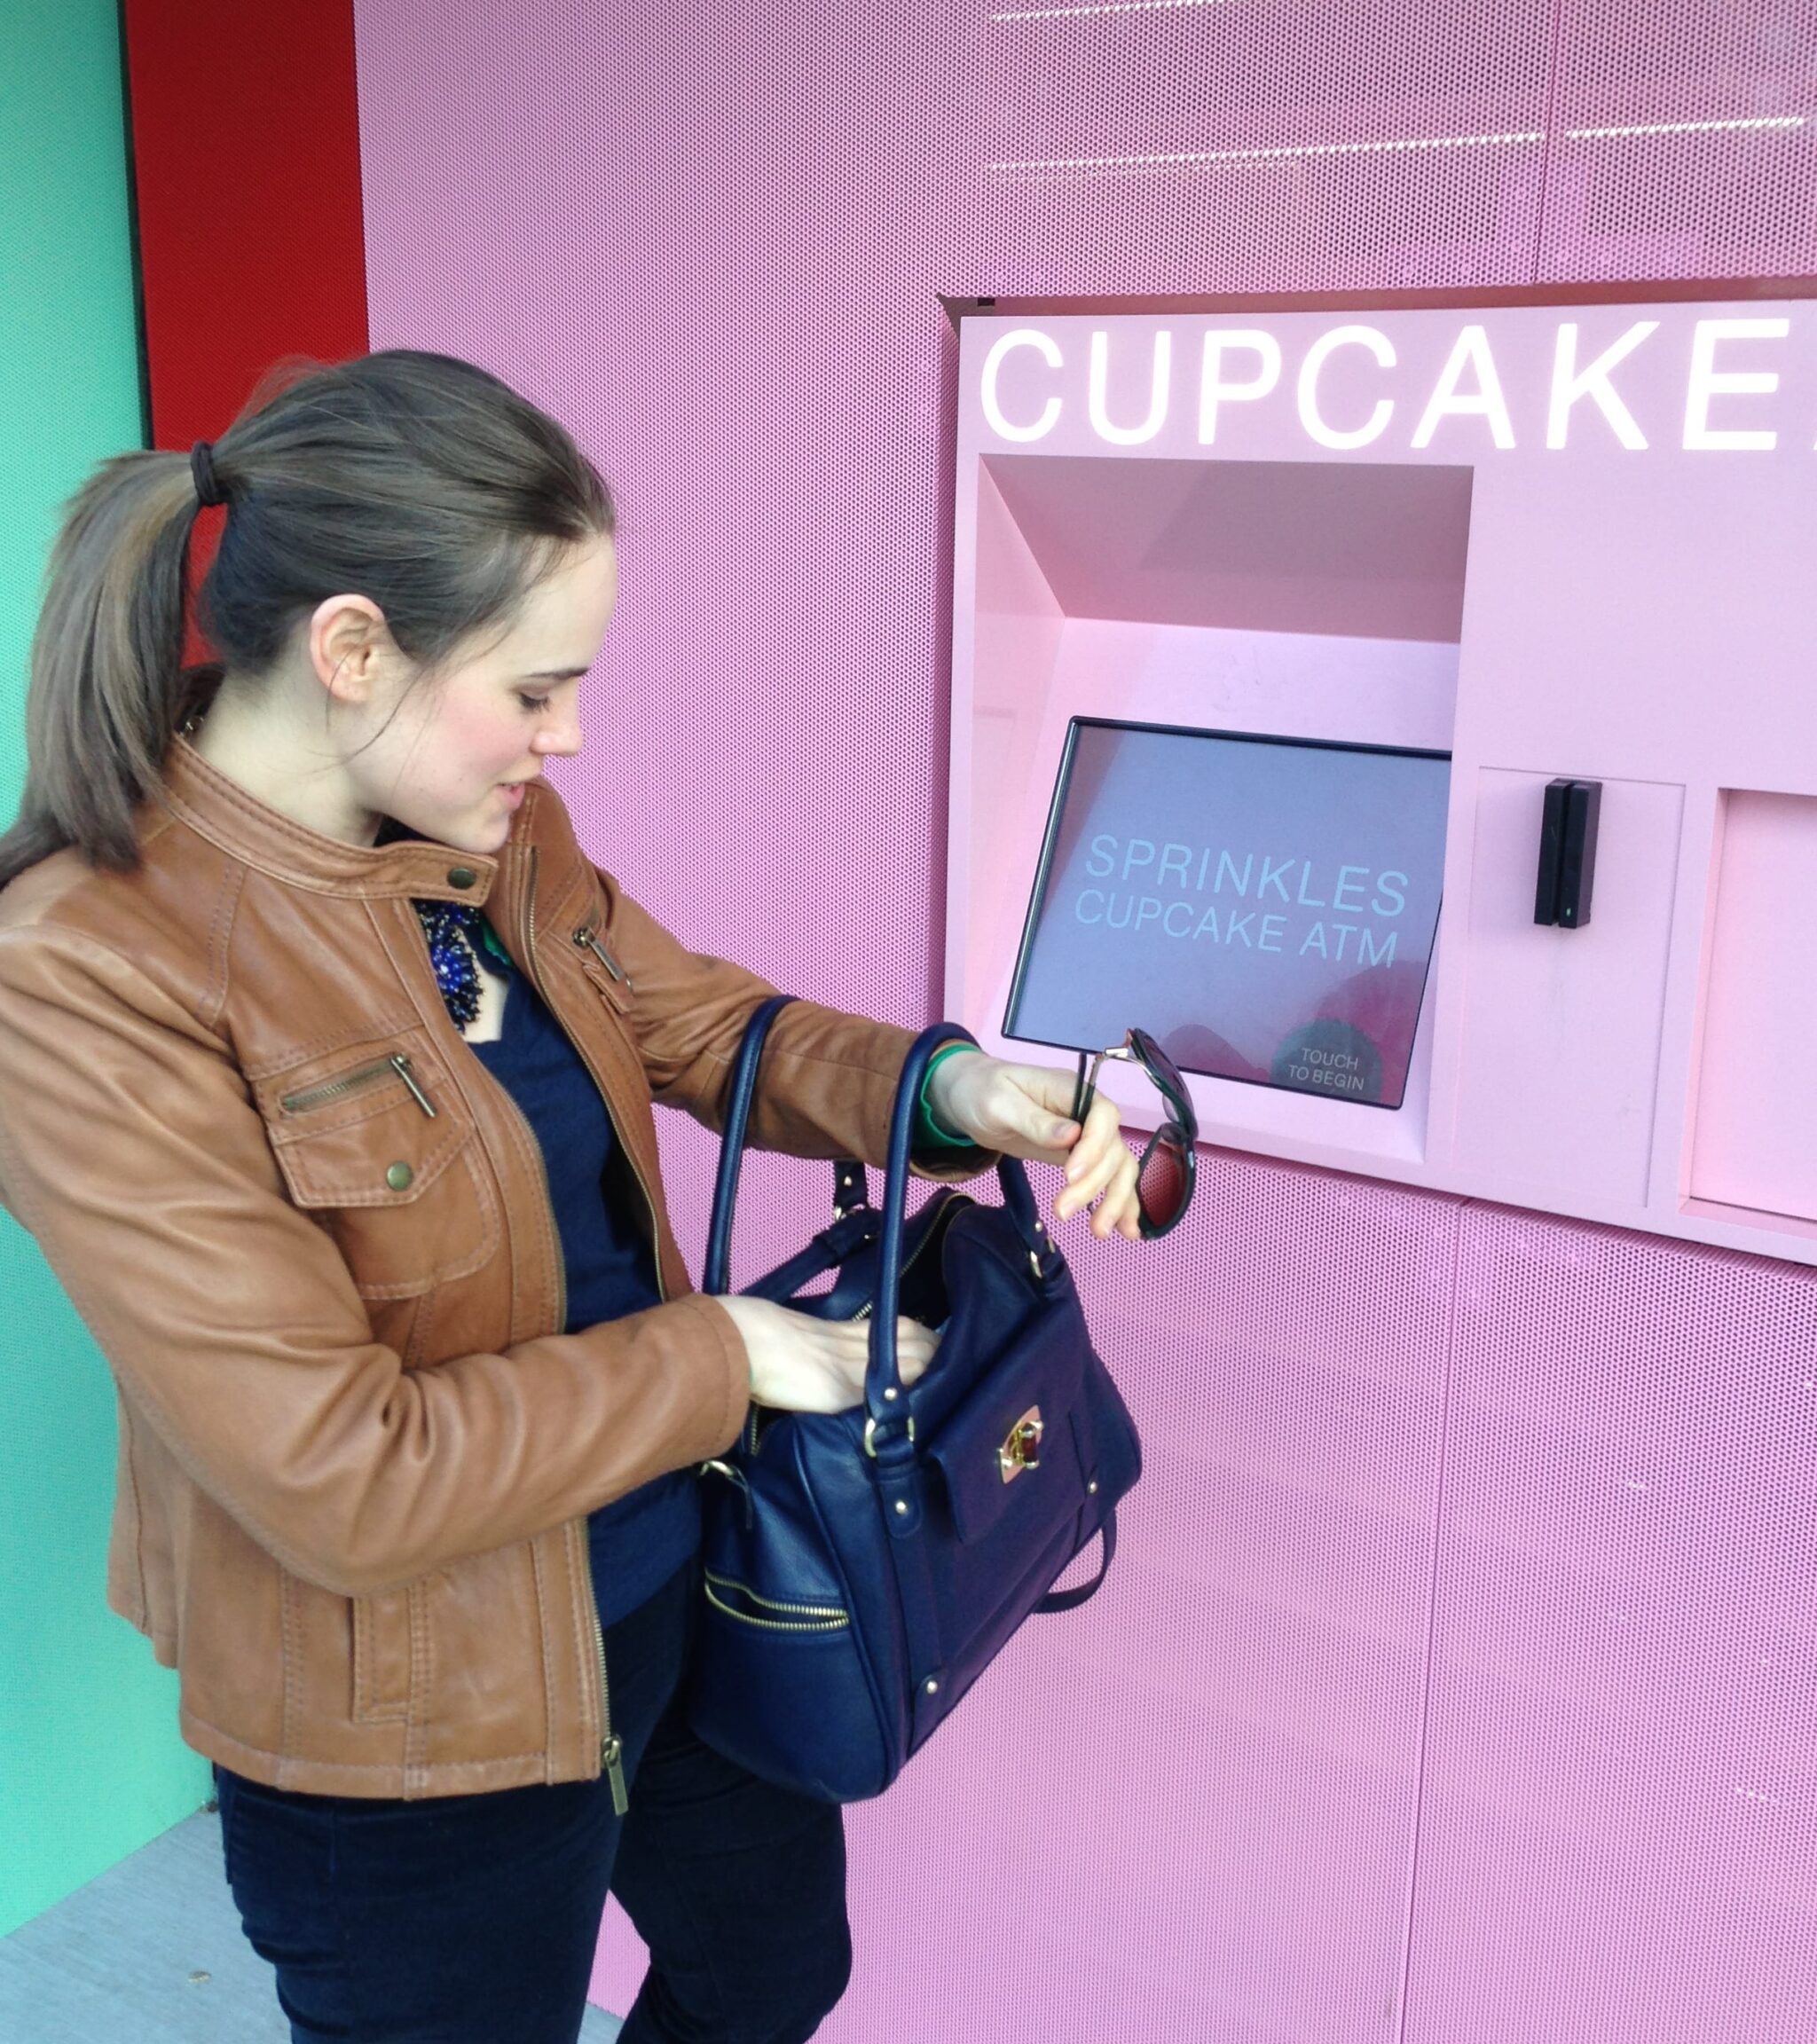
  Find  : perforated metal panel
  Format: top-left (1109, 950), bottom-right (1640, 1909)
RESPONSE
top-left (350, 4), bottom-right (1817, 2037)
top-left (1406, 1207), bottom-right (1817, 2042)
top-left (1543, 3), bottom-right (1817, 280)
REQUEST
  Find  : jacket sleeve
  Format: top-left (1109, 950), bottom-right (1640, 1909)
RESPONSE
top-left (0, 925), bottom-right (749, 1600)
top-left (595, 869), bottom-right (993, 1179)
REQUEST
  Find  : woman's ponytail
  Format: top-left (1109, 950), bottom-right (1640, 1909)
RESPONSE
top-left (1, 350), bottom-right (612, 895)
top-left (0, 450), bottom-right (202, 889)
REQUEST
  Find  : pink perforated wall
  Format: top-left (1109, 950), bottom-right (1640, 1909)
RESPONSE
top-left (351, 4), bottom-right (1817, 2037)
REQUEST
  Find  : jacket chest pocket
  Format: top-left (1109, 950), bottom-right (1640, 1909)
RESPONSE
top-left (256, 1043), bottom-right (500, 1301)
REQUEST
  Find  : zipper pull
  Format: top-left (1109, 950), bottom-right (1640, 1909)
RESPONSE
top-left (573, 926), bottom-right (633, 991)
top-left (389, 1054), bottom-right (437, 1119)
top-left (602, 1733), bottom-right (629, 1815)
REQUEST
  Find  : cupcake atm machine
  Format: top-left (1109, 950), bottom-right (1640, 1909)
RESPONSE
top-left (945, 288), bottom-right (1817, 1267)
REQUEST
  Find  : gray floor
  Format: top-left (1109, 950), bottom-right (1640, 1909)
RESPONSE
top-left (0, 1810), bottom-right (624, 2042)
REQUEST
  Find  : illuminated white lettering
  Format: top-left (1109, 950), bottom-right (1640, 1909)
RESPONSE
top-left (1089, 329), bottom-right (1171, 445)
top-left (1122, 839), bottom-right (1156, 879)
top-left (1086, 834), bottom-right (1116, 879)
top-left (1199, 329), bottom-right (1282, 444)
top-left (979, 328), bottom-right (1063, 443)
top-left (1685, 318), bottom-right (1787, 452)
top-left (1373, 872), bottom-right (1407, 917)
top-left (1156, 842), bottom-right (1193, 887)
top-left (1546, 320), bottom-right (1657, 450)
top-left (1333, 865), bottom-right (1370, 913)
top-left (1075, 889), bottom-right (1105, 924)
top-left (1258, 854), bottom-right (1293, 901)
top-left (1358, 929), bottom-right (1398, 965)
top-left (1164, 901), bottom-right (1194, 936)
top-left (1215, 851), bottom-right (1253, 896)
top-left (1259, 914), bottom-right (1286, 953)
top-left (1295, 325), bottom-right (1396, 450)
top-left (1412, 325), bottom-right (1515, 450)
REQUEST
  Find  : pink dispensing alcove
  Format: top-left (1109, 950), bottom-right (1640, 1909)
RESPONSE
top-left (350, 1), bottom-right (1817, 2037)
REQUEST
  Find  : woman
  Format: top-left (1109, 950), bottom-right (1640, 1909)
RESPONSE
top-left (0, 351), bottom-right (1141, 2044)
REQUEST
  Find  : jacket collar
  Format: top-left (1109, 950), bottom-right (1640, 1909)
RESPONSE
top-left (158, 738), bottom-right (507, 906)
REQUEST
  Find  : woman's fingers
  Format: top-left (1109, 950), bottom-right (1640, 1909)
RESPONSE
top-left (1054, 1097), bottom-right (1129, 1221)
top-left (963, 1059), bottom-right (1084, 1165)
top-left (1090, 1149), bottom-right (1144, 1241)
top-left (726, 1298), bottom-right (945, 1414)
top-left (820, 1315), bottom-right (940, 1395)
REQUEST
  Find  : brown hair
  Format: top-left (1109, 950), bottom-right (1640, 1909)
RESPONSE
top-left (0, 351), bottom-right (614, 889)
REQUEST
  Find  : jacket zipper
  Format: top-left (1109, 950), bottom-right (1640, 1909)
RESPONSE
top-left (572, 924), bottom-right (633, 990)
top-left (479, 1042), bottom-right (630, 1812)
top-left (523, 849), bottom-right (657, 1816)
top-left (280, 1052), bottom-right (437, 1119)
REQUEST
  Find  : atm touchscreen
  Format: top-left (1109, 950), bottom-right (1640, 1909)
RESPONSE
top-left (1004, 719), bottom-right (1451, 1111)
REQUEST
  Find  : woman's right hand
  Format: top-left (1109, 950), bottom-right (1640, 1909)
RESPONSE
top-left (712, 1294), bottom-right (940, 1414)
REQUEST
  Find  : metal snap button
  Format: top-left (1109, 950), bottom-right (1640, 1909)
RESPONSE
top-left (385, 1161), bottom-right (414, 1191)
top-left (446, 867), bottom-right (477, 890)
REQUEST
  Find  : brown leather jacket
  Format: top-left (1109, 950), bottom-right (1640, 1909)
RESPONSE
top-left (0, 741), bottom-right (956, 1797)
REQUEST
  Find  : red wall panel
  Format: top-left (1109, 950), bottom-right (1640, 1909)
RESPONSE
top-left (122, 0), bottom-right (367, 451)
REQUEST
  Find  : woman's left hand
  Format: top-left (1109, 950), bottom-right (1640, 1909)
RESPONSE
top-left (925, 1051), bottom-right (1142, 1243)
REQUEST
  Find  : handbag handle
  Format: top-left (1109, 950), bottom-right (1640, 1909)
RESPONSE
top-left (865, 1024), bottom-right (1060, 1437)
top-left (702, 1002), bottom-right (1060, 1433)
top-left (703, 996), bottom-right (870, 1297)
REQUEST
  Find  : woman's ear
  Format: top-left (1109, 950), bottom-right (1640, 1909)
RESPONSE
top-left (307, 593), bottom-right (395, 705)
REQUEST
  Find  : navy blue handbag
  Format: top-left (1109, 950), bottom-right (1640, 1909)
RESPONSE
top-left (687, 996), bottom-right (1143, 1803)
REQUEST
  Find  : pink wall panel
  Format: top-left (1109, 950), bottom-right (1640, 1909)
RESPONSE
top-left (1542, 4), bottom-right (1817, 281)
top-left (1404, 1206), bottom-right (1817, 2041)
top-left (816, 1151), bottom-right (1456, 2044)
top-left (350, 2), bottom-right (1817, 2036)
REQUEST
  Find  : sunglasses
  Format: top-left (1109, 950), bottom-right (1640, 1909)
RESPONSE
top-left (1070, 1027), bottom-right (1199, 1240)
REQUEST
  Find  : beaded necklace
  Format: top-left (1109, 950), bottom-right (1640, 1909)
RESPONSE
top-left (414, 900), bottom-right (510, 1029)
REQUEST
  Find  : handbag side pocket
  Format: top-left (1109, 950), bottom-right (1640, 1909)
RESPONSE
top-left (702, 1570), bottom-right (851, 1634)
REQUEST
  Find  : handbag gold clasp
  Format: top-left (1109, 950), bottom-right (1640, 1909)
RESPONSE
top-left (998, 1407), bottom-right (1044, 1483)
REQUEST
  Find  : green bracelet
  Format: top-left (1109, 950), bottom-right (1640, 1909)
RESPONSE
top-left (916, 1042), bottom-right (984, 1148)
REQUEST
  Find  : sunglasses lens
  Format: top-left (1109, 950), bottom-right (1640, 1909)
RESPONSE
top-left (1129, 1028), bottom-right (1199, 1144)
top-left (1137, 1128), bottom-right (1193, 1234)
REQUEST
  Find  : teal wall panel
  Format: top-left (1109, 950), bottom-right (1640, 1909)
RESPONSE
top-left (0, 0), bottom-right (212, 1938)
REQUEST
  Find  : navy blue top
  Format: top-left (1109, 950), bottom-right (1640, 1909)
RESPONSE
top-left (468, 958), bottom-right (702, 1628)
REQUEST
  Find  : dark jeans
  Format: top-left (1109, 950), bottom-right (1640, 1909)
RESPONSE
top-left (214, 1563), bottom-right (850, 2044)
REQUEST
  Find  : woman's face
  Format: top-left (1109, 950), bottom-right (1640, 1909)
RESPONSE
top-left (344, 534), bottom-right (617, 854)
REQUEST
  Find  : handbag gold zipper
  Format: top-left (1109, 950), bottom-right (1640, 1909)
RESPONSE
top-left (851, 1201), bottom-right (951, 1325)
top-left (704, 1569), bottom-right (850, 1631)
top-left (280, 1053), bottom-right (437, 1118)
